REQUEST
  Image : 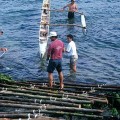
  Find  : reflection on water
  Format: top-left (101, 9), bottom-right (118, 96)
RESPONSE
top-left (65, 71), bottom-right (77, 83)
top-left (68, 18), bottom-right (75, 24)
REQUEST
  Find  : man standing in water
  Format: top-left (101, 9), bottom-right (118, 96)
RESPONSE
top-left (66, 34), bottom-right (78, 72)
top-left (47, 31), bottom-right (65, 89)
top-left (0, 30), bottom-right (7, 52)
top-left (63, 0), bottom-right (78, 19)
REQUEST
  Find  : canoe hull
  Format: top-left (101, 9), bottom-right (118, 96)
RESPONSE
top-left (39, 0), bottom-right (51, 58)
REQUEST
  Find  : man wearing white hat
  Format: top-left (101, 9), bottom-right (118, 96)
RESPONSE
top-left (47, 31), bottom-right (65, 89)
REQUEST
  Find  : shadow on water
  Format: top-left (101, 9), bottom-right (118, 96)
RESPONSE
top-left (37, 57), bottom-right (49, 81)
top-left (39, 58), bottom-right (47, 71)
top-left (64, 70), bottom-right (78, 83)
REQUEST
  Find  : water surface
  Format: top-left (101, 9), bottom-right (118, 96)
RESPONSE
top-left (0, 0), bottom-right (120, 85)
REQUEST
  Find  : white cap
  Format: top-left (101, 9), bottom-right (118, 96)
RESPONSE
top-left (49, 31), bottom-right (57, 37)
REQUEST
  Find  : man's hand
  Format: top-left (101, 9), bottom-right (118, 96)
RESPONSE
top-left (0, 48), bottom-right (8, 52)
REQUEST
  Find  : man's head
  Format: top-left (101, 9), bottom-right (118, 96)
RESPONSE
top-left (49, 31), bottom-right (57, 41)
top-left (71, 0), bottom-right (75, 3)
top-left (67, 34), bottom-right (73, 42)
top-left (0, 31), bottom-right (3, 35)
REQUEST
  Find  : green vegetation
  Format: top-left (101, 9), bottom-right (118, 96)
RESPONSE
top-left (82, 104), bottom-right (92, 109)
top-left (0, 73), bottom-right (13, 82)
top-left (111, 108), bottom-right (119, 116)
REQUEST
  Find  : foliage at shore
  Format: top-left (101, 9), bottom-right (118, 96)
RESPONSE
top-left (0, 73), bottom-right (13, 82)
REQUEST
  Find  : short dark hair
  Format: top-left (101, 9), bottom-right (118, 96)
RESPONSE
top-left (0, 31), bottom-right (3, 34)
top-left (50, 36), bottom-right (57, 38)
top-left (67, 34), bottom-right (73, 39)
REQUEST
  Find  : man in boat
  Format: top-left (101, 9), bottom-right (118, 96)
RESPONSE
top-left (0, 30), bottom-right (7, 52)
top-left (66, 34), bottom-right (78, 72)
top-left (47, 31), bottom-right (65, 89)
top-left (63, 0), bottom-right (78, 19)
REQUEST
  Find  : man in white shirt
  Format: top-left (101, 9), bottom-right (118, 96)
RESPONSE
top-left (66, 34), bottom-right (78, 72)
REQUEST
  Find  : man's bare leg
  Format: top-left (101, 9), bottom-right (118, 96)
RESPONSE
top-left (48, 73), bottom-right (53, 88)
top-left (72, 64), bottom-right (77, 72)
top-left (58, 71), bottom-right (64, 89)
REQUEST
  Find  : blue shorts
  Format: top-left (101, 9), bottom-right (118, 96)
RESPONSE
top-left (47, 59), bottom-right (62, 73)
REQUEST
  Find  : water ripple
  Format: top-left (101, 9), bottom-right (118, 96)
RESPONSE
top-left (0, 0), bottom-right (120, 84)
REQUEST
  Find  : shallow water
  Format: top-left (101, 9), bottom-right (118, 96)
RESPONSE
top-left (0, 0), bottom-right (120, 85)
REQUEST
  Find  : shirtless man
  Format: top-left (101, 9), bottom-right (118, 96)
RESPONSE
top-left (63, 0), bottom-right (78, 19)
top-left (0, 30), bottom-right (7, 52)
top-left (0, 30), bottom-right (3, 35)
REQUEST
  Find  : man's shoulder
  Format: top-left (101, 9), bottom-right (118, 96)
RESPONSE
top-left (56, 39), bottom-right (64, 43)
top-left (56, 39), bottom-right (61, 41)
top-left (70, 40), bottom-right (75, 44)
top-left (75, 3), bottom-right (77, 6)
top-left (51, 39), bottom-right (64, 46)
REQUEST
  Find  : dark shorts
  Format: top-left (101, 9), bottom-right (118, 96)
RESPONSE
top-left (68, 12), bottom-right (74, 19)
top-left (70, 55), bottom-right (78, 66)
top-left (47, 59), bottom-right (62, 73)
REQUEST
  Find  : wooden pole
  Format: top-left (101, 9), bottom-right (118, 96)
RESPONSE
top-left (0, 95), bottom-right (92, 105)
top-left (44, 23), bottom-right (83, 28)
top-left (0, 112), bottom-right (103, 119)
top-left (51, 81), bottom-right (120, 90)
top-left (41, 9), bottom-right (83, 15)
top-left (0, 92), bottom-right (93, 105)
top-left (0, 98), bottom-right (80, 108)
top-left (7, 80), bottom-right (119, 90)
top-left (0, 87), bottom-right (108, 103)
top-left (0, 102), bottom-right (103, 113)
top-left (0, 113), bottom-right (34, 119)
top-left (1, 82), bottom-right (119, 94)
top-left (23, 80), bottom-right (120, 89)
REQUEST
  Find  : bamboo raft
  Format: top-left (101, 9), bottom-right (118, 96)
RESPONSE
top-left (0, 80), bottom-right (120, 120)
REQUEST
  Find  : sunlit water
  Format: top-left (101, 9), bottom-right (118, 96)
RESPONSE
top-left (0, 0), bottom-right (120, 85)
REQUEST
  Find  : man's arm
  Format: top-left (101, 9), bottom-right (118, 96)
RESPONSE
top-left (63, 4), bottom-right (69, 10)
top-left (74, 4), bottom-right (78, 12)
top-left (0, 48), bottom-right (7, 52)
top-left (46, 44), bottom-right (51, 60)
top-left (66, 44), bottom-right (71, 53)
top-left (62, 42), bottom-right (65, 53)
top-left (62, 47), bottom-right (65, 52)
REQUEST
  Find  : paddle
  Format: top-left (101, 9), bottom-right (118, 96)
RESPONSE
top-left (0, 51), bottom-right (6, 58)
